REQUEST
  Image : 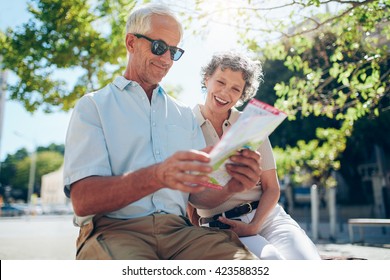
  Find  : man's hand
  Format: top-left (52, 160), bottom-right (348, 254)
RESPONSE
top-left (153, 150), bottom-right (213, 193)
top-left (224, 149), bottom-right (262, 193)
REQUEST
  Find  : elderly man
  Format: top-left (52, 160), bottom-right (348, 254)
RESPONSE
top-left (64, 3), bottom-right (261, 260)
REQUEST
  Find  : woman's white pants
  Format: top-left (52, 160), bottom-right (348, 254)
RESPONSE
top-left (239, 204), bottom-right (321, 260)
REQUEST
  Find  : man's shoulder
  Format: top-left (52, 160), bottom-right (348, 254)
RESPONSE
top-left (89, 83), bottom-right (113, 97)
top-left (72, 83), bottom-right (113, 112)
top-left (79, 82), bottom-right (116, 102)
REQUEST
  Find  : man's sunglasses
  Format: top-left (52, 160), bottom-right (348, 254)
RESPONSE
top-left (133, 33), bottom-right (185, 61)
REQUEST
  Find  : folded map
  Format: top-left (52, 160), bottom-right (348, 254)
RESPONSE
top-left (201, 99), bottom-right (287, 189)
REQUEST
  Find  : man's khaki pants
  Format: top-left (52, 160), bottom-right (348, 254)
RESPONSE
top-left (76, 213), bottom-right (258, 260)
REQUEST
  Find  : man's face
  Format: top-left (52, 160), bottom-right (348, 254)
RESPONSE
top-left (129, 15), bottom-right (181, 88)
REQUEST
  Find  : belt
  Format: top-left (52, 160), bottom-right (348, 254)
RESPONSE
top-left (199, 201), bottom-right (259, 225)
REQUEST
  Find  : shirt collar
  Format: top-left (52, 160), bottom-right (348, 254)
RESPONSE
top-left (112, 76), bottom-right (134, 91)
top-left (228, 107), bottom-right (241, 123)
top-left (112, 76), bottom-right (163, 95)
top-left (193, 104), bottom-right (206, 126)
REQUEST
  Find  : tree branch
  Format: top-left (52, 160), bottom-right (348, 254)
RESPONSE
top-left (188, 0), bottom-right (377, 39)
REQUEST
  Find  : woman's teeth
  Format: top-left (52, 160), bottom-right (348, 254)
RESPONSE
top-left (215, 96), bottom-right (228, 105)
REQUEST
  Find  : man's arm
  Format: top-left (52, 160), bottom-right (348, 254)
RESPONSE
top-left (189, 149), bottom-right (262, 208)
top-left (71, 150), bottom-right (212, 217)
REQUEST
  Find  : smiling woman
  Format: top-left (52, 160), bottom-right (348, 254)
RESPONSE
top-left (203, 68), bottom-right (246, 120)
top-left (188, 50), bottom-right (322, 260)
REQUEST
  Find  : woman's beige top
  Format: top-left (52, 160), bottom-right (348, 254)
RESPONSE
top-left (192, 104), bottom-right (276, 217)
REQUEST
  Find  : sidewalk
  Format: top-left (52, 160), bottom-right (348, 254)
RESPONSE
top-left (299, 222), bottom-right (390, 260)
top-left (317, 243), bottom-right (390, 260)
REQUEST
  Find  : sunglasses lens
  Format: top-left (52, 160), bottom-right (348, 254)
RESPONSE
top-left (170, 48), bottom-right (184, 61)
top-left (149, 37), bottom-right (184, 61)
top-left (152, 41), bottom-right (168, 56)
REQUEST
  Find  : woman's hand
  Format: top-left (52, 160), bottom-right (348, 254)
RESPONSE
top-left (224, 149), bottom-right (262, 193)
top-left (218, 216), bottom-right (259, 237)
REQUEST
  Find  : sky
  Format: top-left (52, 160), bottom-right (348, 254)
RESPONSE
top-left (0, 0), bottom-right (245, 161)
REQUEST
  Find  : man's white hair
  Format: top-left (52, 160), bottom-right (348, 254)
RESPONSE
top-left (125, 3), bottom-right (183, 39)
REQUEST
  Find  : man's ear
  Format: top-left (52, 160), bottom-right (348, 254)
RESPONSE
top-left (125, 33), bottom-right (136, 53)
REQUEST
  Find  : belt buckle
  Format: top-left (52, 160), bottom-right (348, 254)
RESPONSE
top-left (199, 214), bottom-right (222, 226)
top-left (198, 216), bottom-right (203, 227)
top-left (240, 202), bottom-right (253, 214)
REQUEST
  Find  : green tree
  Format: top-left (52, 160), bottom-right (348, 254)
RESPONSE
top-left (0, 146), bottom-right (63, 202)
top-left (0, 0), bottom-right (137, 112)
top-left (253, 40), bottom-right (389, 202)
top-left (263, 2), bottom-right (389, 188)
top-left (0, 148), bottom-right (29, 187)
top-left (37, 143), bottom-right (65, 155)
top-left (11, 150), bottom-right (63, 200)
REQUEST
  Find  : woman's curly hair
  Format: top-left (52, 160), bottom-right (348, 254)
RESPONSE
top-left (200, 50), bottom-right (263, 106)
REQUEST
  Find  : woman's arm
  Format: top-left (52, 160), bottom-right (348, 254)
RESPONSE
top-left (245, 169), bottom-right (280, 233)
top-left (218, 169), bottom-right (280, 236)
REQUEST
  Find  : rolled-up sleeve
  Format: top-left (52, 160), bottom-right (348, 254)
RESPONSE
top-left (258, 137), bottom-right (276, 171)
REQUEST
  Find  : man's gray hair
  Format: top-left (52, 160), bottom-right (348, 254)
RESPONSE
top-left (201, 51), bottom-right (263, 106)
top-left (125, 3), bottom-right (183, 39)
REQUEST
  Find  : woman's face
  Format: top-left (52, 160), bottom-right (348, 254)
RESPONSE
top-left (205, 67), bottom-right (245, 114)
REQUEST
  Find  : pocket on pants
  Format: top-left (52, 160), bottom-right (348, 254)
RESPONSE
top-left (76, 233), bottom-right (113, 260)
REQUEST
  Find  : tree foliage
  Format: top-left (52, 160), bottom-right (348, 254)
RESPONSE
top-left (12, 150), bottom-right (63, 195)
top-left (264, 1), bottom-right (389, 188)
top-left (0, 144), bottom-right (64, 201)
top-left (0, 148), bottom-right (29, 187)
top-left (0, 0), bottom-right (137, 112)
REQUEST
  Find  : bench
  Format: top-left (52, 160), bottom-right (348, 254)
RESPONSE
top-left (348, 218), bottom-right (390, 243)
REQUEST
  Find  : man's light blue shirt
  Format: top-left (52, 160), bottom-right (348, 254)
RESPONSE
top-left (63, 76), bottom-right (206, 225)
